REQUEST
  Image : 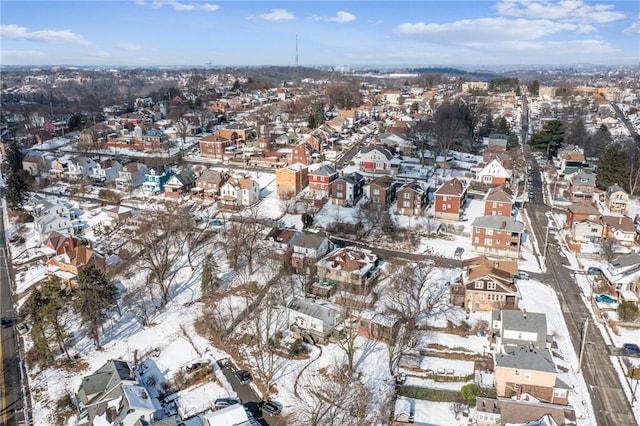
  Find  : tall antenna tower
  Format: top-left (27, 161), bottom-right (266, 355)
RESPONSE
top-left (295, 34), bottom-right (299, 67)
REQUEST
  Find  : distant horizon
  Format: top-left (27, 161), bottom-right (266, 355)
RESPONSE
top-left (2, 1), bottom-right (638, 67)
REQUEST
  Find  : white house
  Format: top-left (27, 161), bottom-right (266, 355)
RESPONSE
top-left (291, 231), bottom-right (332, 271)
top-left (475, 158), bottom-right (511, 185)
top-left (358, 145), bottom-right (393, 174)
top-left (65, 156), bottom-right (97, 180)
top-left (89, 159), bottom-right (122, 185)
top-left (115, 162), bottom-right (148, 192)
top-left (219, 176), bottom-right (260, 208)
top-left (32, 199), bottom-right (74, 243)
top-left (287, 297), bottom-right (343, 344)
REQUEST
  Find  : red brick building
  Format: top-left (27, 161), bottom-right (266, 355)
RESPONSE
top-left (483, 184), bottom-right (515, 216)
top-left (471, 216), bottom-right (525, 259)
top-left (434, 178), bottom-right (467, 221)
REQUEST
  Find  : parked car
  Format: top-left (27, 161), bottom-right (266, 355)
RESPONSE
top-left (261, 400), bottom-right (283, 416)
top-left (214, 397), bottom-right (242, 410)
top-left (587, 267), bottom-right (603, 275)
top-left (216, 358), bottom-right (229, 368)
top-left (514, 271), bottom-right (530, 280)
top-left (0, 317), bottom-right (12, 328)
top-left (595, 294), bottom-right (617, 304)
top-left (623, 343), bottom-right (640, 355)
top-left (235, 370), bottom-right (252, 384)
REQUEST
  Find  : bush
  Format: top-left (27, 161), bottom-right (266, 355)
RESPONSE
top-left (461, 383), bottom-right (481, 405)
top-left (397, 385), bottom-right (461, 402)
top-left (289, 338), bottom-right (305, 357)
top-left (618, 301), bottom-right (639, 322)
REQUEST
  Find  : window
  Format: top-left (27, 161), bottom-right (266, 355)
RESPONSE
top-left (553, 388), bottom-right (566, 397)
top-left (373, 197), bottom-right (380, 203)
top-left (496, 240), bottom-right (500, 245)
top-left (337, 184), bottom-right (343, 190)
top-left (403, 201), bottom-right (411, 207)
top-left (492, 202), bottom-right (497, 208)
top-left (474, 237), bottom-right (479, 244)
top-left (442, 204), bottom-right (447, 210)
top-left (525, 372), bottom-right (531, 380)
top-left (487, 282), bottom-right (496, 290)
top-left (486, 229), bottom-right (494, 236)
top-left (404, 192), bottom-right (411, 199)
top-left (514, 370), bottom-right (520, 376)
top-left (373, 188), bottom-right (380, 195)
top-left (475, 282), bottom-right (484, 289)
top-left (475, 228), bottom-right (480, 233)
top-left (484, 238), bottom-right (492, 246)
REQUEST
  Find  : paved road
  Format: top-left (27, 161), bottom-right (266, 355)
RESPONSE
top-left (217, 360), bottom-right (285, 426)
top-left (0, 207), bottom-right (25, 426)
top-left (526, 162), bottom-right (637, 426)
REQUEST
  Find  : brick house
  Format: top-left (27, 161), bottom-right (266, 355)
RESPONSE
top-left (396, 180), bottom-right (429, 216)
top-left (368, 176), bottom-right (397, 209)
top-left (316, 246), bottom-right (380, 295)
top-left (568, 169), bottom-right (598, 202)
top-left (434, 178), bottom-right (467, 221)
top-left (494, 346), bottom-right (571, 405)
top-left (275, 163), bottom-right (308, 198)
top-left (330, 172), bottom-right (365, 206)
top-left (199, 134), bottom-right (231, 158)
top-left (291, 143), bottom-right (319, 165)
top-left (564, 202), bottom-right (600, 229)
top-left (308, 165), bottom-right (338, 198)
top-left (354, 310), bottom-right (400, 343)
top-left (194, 169), bottom-right (228, 200)
top-left (471, 216), bottom-right (525, 259)
top-left (483, 185), bottom-right (515, 216)
top-left (450, 256), bottom-right (519, 311)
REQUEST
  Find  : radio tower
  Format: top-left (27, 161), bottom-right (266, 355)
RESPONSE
top-left (295, 34), bottom-right (299, 67)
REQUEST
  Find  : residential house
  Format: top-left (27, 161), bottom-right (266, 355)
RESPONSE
top-left (142, 166), bottom-right (175, 195)
top-left (475, 397), bottom-right (576, 426)
top-left (483, 185), bottom-right (515, 216)
top-left (380, 133), bottom-right (412, 156)
top-left (103, 205), bottom-right (133, 222)
top-left (308, 164), bottom-right (338, 198)
top-left (564, 202), bottom-right (601, 229)
top-left (605, 185), bottom-right (628, 214)
top-left (569, 220), bottom-right (603, 245)
top-left (276, 163), bottom-right (308, 198)
top-left (450, 256), bottom-right (519, 311)
top-left (115, 162), bottom-right (148, 192)
top-left (330, 172), bottom-right (365, 206)
top-left (219, 176), bottom-right (260, 209)
top-left (471, 216), bottom-right (525, 259)
top-left (164, 169), bottom-right (197, 198)
top-left (76, 359), bottom-right (160, 426)
top-left (291, 143), bottom-right (319, 165)
top-left (291, 231), bottom-right (332, 272)
top-left (602, 253), bottom-right (640, 305)
top-left (475, 158), bottom-right (511, 186)
top-left (287, 297), bottom-right (343, 344)
top-left (491, 309), bottom-right (548, 349)
top-left (316, 246), bottom-right (379, 295)
top-left (353, 310), bottom-right (400, 343)
top-left (46, 243), bottom-right (106, 287)
top-left (494, 345), bottom-right (571, 405)
top-left (194, 169), bottom-right (228, 200)
top-left (22, 155), bottom-right (49, 177)
top-left (65, 156), bottom-right (97, 180)
top-left (49, 157), bottom-right (67, 178)
top-left (568, 169), bottom-right (598, 202)
top-left (44, 231), bottom-right (78, 256)
top-left (358, 145), bottom-right (394, 174)
top-left (483, 133), bottom-right (508, 148)
top-left (199, 134), bottom-right (231, 158)
top-left (32, 199), bottom-right (74, 244)
top-left (601, 215), bottom-right (636, 247)
top-left (263, 227), bottom-right (300, 259)
top-left (434, 178), bottom-right (467, 221)
top-left (396, 180), bottom-right (429, 216)
top-left (89, 159), bottom-right (122, 186)
top-left (368, 176), bottom-right (397, 209)
top-left (203, 404), bottom-right (251, 426)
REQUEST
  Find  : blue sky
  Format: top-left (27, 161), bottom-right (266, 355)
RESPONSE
top-left (1, 1), bottom-right (638, 67)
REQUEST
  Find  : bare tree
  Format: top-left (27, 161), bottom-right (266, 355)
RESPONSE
top-left (335, 317), bottom-right (360, 375)
top-left (133, 206), bottom-right (190, 306)
top-left (386, 323), bottom-right (418, 376)
top-left (627, 140), bottom-right (640, 196)
top-left (432, 99), bottom-right (471, 157)
top-left (122, 283), bottom-right (156, 327)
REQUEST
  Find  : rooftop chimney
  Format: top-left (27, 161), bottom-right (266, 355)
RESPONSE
top-left (501, 220), bottom-right (507, 229)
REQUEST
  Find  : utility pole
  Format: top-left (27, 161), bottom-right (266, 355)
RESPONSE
top-left (577, 319), bottom-right (589, 373)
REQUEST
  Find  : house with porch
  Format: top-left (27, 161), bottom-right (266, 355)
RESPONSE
top-left (291, 231), bottom-right (332, 272)
top-left (601, 215), bottom-right (636, 247)
top-left (142, 166), bottom-right (175, 195)
top-left (316, 246), bottom-right (379, 296)
top-left (605, 185), bottom-right (628, 214)
top-left (358, 145), bottom-right (394, 174)
top-left (568, 169), bottom-right (598, 202)
top-left (46, 244), bottom-right (106, 288)
top-left (193, 169), bottom-right (228, 200)
top-left (89, 159), bottom-right (122, 185)
top-left (471, 216), bottom-right (525, 259)
top-left (434, 177), bottom-right (467, 221)
top-left (450, 256), bottom-right (519, 311)
top-left (33, 199), bottom-right (75, 244)
top-left (164, 169), bottom-right (197, 198)
top-left (308, 164), bottom-right (338, 198)
top-left (287, 297), bottom-right (343, 344)
top-left (475, 158), bottom-right (511, 186)
top-left (219, 176), bottom-right (260, 209)
top-left (115, 162), bottom-right (148, 192)
top-left (65, 156), bottom-right (97, 180)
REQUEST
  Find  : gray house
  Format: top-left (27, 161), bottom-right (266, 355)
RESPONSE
top-left (491, 309), bottom-right (549, 349)
top-left (287, 297), bottom-right (343, 344)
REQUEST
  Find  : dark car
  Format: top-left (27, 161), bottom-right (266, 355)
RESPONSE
top-left (235, 370), bottom-right (252, 384)
top-left (261, 400), bottom-right (283, 416)
top-left (0, 317), bottom-right (12, 328)
top-left (587, 267), bottom-right (603, 275)
top-left (214, 397), bottom-right (242, 410)
top-left (623, 343), bottom-right (640, 355)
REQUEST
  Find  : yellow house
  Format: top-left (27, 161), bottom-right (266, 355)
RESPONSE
top-left (275, 163), bottom-right (308, 198)
top-left (606, 185), bottom-right (628, 214)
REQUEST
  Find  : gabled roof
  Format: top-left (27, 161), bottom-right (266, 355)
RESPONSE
top-left (566, 202), bottom-right (600, 215)
top-left (265, 227), bottom-right (299, 245)
top-left (491, 310), bottom-right (547, 347)
top-left (339, 171), bottom-right (365, 185)
top-left (317, 246), bottom-right (377, 275)
top-left (398, 179), bottom-right (427, 195)
top-left (288, 297), bottom-right (342, 323)
top-left (484, 184), bottom-right (514, 203)
top-left (359, 145), bottom-right (393, 160)
top-left (197, 169), bottom-right (226, 185)
top-left (495, 345), bottom-right (556, 373)
top-left (78, 359), bottom-right (134, 404)
top-left (309, 164), bottom-right (337, 177)
top-left (435, 177), bottom-right (465, 196)
top-left (607, 184), bottom-right (627, 195)
top-left (601, 215), bottom-right (635, 232)
top-left (369, 175), bottom-right (395, 189)
top-left (169, 169), bottom-right (196, 186)
top-left (293, 231), bottom-right (328, 250)
top-left (471, 215), bottom-right (525, 232)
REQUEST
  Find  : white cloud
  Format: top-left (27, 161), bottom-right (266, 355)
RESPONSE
top-left (259, 9), bottom-right (295, 21)
top-left (116, 42), bottom-right (143, 51)
top-left (0, 24), bottom-right (91, 46)
top-left (326, 11), bottom-right (356, 24)
top-left (135, 1), bottom-right (219, 12)
top-left (624, 22), bottom-right (640, 34)
top-left (88, 50), bottom-right (111, 58)
top-left (395, 17), bottom-right (582, 42)
top-left (496, 0), bottom-right (625, 24)
top-left (1, 50), bottom-right (45, 58)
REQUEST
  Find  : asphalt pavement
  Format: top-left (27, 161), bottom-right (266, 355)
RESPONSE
top-left (0, 206), bottom-right (26, 426)
top-left (526, 161), bottom-right (637, 426)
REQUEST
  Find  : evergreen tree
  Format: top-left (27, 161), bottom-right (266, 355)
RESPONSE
top-left (6, 171), bottom-right (29, 211)
top-left (586, 124), bottom-right (612, 158)
top-left (529, 119), bottom-right (566, 156)
top-left (28, 288), bottom-right (55, 364)
top-left (478, 113), bottom-right (494, 138)
top-left (200, 254), bottom-right (221, 296)
top-left (495, 117), bottom-right (510, 134)
top-left (73, 264), bottom-right (117, 349)
top-left (410, 102), bottom-right (419, 114)
top-left (596, 145), bottom-right (629, 191)
top-left (527, 80), bottom-right (540, 96)
top-left (6, 140), bottom-right (24, 173)
top-left (506, 133), bottom-right (519, 149)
